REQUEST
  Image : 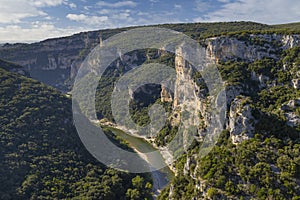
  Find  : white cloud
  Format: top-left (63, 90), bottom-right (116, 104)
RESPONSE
top-left (83, 6), bottom-right (90, 10)
top-left (195, 0), bottom-right (300, 24)
top-left (0, 0), bottom-right (44, 23)
top-left (66, 14), bottom-right (86, 21)
top-left (137, 11), bottom-right (147, 16)
top-left (3, 0), bottom-right (299, 44)
top-left (97, 9), bottom-right (132, 21)
top-left (0, 0), bottom-right (65, 24)
top-left (66, 13), bottom-right (109, 25)
top-left (174, 4), bottom-right (182, 9)
top-left (98, 9), bottom-right (111, 15)
top-left (0, 22), bottom-right (83, 43)
top-left (44, 16), bottom-right (53, 20)
top-left (96, 1), bottom-right (137, 8)
top-left (69, 3), bottom-right (77, 9)
top-left (31, 0), bottom-right (65, 7)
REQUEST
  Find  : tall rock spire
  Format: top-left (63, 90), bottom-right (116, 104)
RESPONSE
top-left (99, 33), bottom-right (103, 48)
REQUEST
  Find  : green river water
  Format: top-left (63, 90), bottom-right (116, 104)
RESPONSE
top-left (105, 126), bottom-right (174, 192)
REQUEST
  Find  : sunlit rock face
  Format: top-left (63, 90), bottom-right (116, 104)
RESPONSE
top-left (292, 79), bottom-right (300, 89)
top-left (229, 96), bottom-right (255, 144)
top-left (170, 45), bottom-right (207, 140)
top-left (160, 85), bottom-right (173, 103)
top-left (206, 34), bottom-right (300, 63)
top-left (282, 35), bottom-right (300, 49)
top-left (281, 99), bottom-right (300, 127)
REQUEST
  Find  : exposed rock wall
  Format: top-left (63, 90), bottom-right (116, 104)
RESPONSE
top-left (161, 85), bottom-right (173, 103)
top-left (170, 45), bottom-right (205, 138)
top-left (0, 31), bottom-right (103, 91)
top-left (292, 79), bottom-right (300, 89)
top-left (281, 99), bottom-right (300, 127)
top-left (0, 33), bottom-right (299, 92)
top-left (206, 34), bottom-right (300, 63)
top-left (229, 96), bottom-right (255, 144)
top-left (282, 35), bottom-right (300, 49)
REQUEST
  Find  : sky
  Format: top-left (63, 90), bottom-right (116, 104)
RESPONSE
top-left (0, 0), bottom-right (299, 43)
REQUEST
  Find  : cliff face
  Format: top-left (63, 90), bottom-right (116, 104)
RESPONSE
top-left (206, 34), bottom-right (300, 63)
top-left (281, 99), bottom-right (300, 127)
top-left (163, 34), bottom-right (300, 200)
top-left (229, 96), bottom-right (255, 144)
top-left (0, 31), bottom-right (103, 91)
top-left (167, 34), bottom-right (300, 146)
top-left (1, 31), bottom-right (298, 92)
top-left (204, 34), bottom-right (300, 142)
top-left (171, 45), bottom-right (203, 129)
top-left (160, 85), bottom-right (173, 103)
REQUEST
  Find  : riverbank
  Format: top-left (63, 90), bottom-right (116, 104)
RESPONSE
top-left (100, 125), bottom-right (174, 198)
top-left (96, 120), bottom-right (176, 172)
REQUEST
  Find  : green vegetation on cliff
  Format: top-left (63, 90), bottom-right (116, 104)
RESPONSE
top-left (157, 44), bottom-right (300, 200)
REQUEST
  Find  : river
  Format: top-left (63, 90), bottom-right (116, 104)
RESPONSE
top-left (104, 126), bottom-right (174, 198)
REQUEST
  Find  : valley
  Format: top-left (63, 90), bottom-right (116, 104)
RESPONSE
top-left (1, 21), bottom-right (300, 199)
top-left (103, 126), bottom-right (174, 197)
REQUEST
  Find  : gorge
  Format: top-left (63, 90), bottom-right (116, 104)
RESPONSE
top-left (1, 21), bottom-right (300, 199)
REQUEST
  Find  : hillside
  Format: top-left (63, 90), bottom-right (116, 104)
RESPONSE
top-left (1, 21), bottom-right (300, 200)
top-left (84, 26), bottom-right (300, 199)
top-left (0, 61), bottom-right (152, 199)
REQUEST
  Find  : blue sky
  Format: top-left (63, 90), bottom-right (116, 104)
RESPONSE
top-left (0, 0), bottom-right (299, 43)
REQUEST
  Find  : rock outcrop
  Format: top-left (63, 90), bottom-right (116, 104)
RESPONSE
top-left (282, 35), bottom-right (300, 49)
top-left (281, 99), bottom-right (300, 127)
top-left (292, 79), bottom-right (300, 89)
top-left (0, 59), bottom-right (29, 77)
top-left (170, 45), bottom-right (207, 139)
top-left (251, 71), bottom-right (270, 89)
top-left (229, 96), bottom-right (255, 144)
top-left (161, 85), bottom-right (173, 103)
top-left (225, 85), bottom-right (243, 106)
top-left (206, 34), bottom-right (300, 63)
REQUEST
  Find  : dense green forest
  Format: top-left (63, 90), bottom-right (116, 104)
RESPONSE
top-left (0, 61), bottom-right (153, 200)
top-left (158, 130), bottom-right (300, 199)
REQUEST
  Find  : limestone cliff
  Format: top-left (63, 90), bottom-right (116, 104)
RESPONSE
top-left (229, 96), bottom-right (255, 144)
top-left (206, 34), bottom-right (300, 63)
top-left (292, 79), bottom-right (300, 89)
top-left (160, 85), bottom-right (173, 103)
top-left (0, 31), bottom-right (104, 91)
top-left (169, 44), bottom-right (213, 142)
top-left (281, 99), bottom-right (300, 127)
top-left (1, 30), bottom-right (299, 94)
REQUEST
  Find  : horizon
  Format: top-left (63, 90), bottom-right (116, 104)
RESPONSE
top-left (1, 20), bottom-right (300, 45)
top-left (1, 0), bottom-right (300, 43)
